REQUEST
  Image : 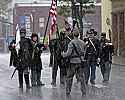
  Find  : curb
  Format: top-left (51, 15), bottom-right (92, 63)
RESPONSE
top-left (112, 63), bottom-right (125, 66)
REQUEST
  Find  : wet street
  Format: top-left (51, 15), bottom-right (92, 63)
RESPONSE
top-left (0, 53), bottom-right (125, 100)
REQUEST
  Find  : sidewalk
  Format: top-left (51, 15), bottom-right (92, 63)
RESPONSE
top-left (112, 56), bottom-right (125, 66)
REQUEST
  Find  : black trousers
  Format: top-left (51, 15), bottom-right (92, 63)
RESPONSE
top-left (52, 58), bottom-right (67, 85)
top-left (18, 67), bottom-right (30, 87)
top-left (66, 63), bottom-right (86, 94)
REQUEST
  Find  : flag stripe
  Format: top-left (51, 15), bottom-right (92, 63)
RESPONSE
top-left (49, 0), bottom-right (57, 39)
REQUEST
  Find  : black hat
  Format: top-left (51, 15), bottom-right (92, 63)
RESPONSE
top-left (10, 40), bottom-right (16, 44)
top-left (86, 31), bottom-right (93, 34)
top-left (20, 28), bottom-right (26, 34)
top-left (101, 32), bottom-right (106, 37)
top-left (90, 28), bottom-right (97, 35)
top-left (90, 28), bottom-right (95, 32)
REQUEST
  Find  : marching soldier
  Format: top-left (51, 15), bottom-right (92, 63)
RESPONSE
top-left (18, 28), bottom-right (31, 89)
top-left (51, 21), bottom-right (72, 87)
top-left (61, 20), bottom-right (73, 71)
top-left (30, 33), bottom-right (45, 87)
top-left (9, 28), bottom-right (31, 89)
top-left (84, 30), bottom-right (100, 85)
top-left (62, 29), bottom-right (86, 96)
top-left (99, 32), bottom-right (114, 84)
top-left (51, 34), bottom-right (66, 87)
top-left (49, 20), bottom-right (72, 68)
top-left (59, 31), bottom-right (71, 87)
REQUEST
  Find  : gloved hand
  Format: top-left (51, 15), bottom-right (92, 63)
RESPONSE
top-left (97, 58), bottom-right (100, 67)
top-left (97, 58), bottom-right (100, 63)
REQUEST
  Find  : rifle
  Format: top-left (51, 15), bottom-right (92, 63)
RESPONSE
top-left (109, 29), bottom-right (111, 43)
top-left (32, 43), bottom-right (37, 60)
top-left (10, 47), bottom-right (30, 79)
top-left (71, 19), bottom-right (78, 33)
top-left (10, 57), bottom-right (20, 79)
top-left (11, 67), bottom-right (17, 79)
top-left (9, 43), bottom-right (19, 79)
top-left (56, 24), bottom-right (62, 56)
top-left (10, 49), bottom-right (30, 79)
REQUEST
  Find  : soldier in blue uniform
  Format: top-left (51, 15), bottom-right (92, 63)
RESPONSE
top-left (84, 30), bottom-right (100, 85)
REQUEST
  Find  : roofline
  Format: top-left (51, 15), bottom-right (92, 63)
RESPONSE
top-left (15, 2), bottom-right (101, 7)
top-left (16, 3), bottom-right (51, 7)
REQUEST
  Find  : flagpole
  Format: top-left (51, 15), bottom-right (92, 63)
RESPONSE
top-left (42, 13), bottom-right (50, 44)
top-left (42, 0), bottom-right (54, 44)
top-left (43, 0), bottom-right (57, 44)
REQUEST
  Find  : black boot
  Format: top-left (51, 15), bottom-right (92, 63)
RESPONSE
top-left (51, 80), bottom-right (56, 87)
top-left (51, 69), bottom-right (57, 87)
top-left (18, 72), bottom-right (23, 88)
top-left (37, 71), bottom-right (45, 86)
top-left (24, 74), bottom-right (31, 89)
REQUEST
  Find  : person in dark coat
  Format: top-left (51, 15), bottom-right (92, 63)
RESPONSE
top-left (51, 37), bottom-right (66, 87)
top-left (62, 29), bottom-right (86, 96)
top-left (99, 32), bottom-right (114, 84)
top-left (84, 30), bottom-right (100, 85)
top-left (9, 28), bottom-right (31, 89)
top-left (30, 33), bottom-right (45, 87)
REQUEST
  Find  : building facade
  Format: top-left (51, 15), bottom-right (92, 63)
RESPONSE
top-left (101, 0), bottom-right (112, 39)
top-left (0, 0), bottom-right (13, 52)
top-left (112, 0), bottom-right (125, 56)
top-left (102, 0), bottom-right (125, 56)
top-left (84, 0), bottom-right (101, 34)
top-left (13, 3), bottom-right (64, 37)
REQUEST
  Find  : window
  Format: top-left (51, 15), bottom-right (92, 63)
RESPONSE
top-left (39, 17), bottom-right (44, 28)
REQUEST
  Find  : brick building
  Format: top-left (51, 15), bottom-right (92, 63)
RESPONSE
top-left (13, 3), bottom-right (64, 37)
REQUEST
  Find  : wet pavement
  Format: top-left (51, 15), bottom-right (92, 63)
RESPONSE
top-left (0, 53), bottom-right (125, 100)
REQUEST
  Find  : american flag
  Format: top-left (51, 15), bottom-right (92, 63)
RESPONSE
top-left (49, 0), bottom-right (57, 39)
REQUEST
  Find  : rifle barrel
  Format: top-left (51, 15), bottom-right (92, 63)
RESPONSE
top-left (11, 68), bottom-right (17, 79)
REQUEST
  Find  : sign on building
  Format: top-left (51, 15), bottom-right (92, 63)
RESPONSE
top-left (19, 15), bottom-right (32, 37)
